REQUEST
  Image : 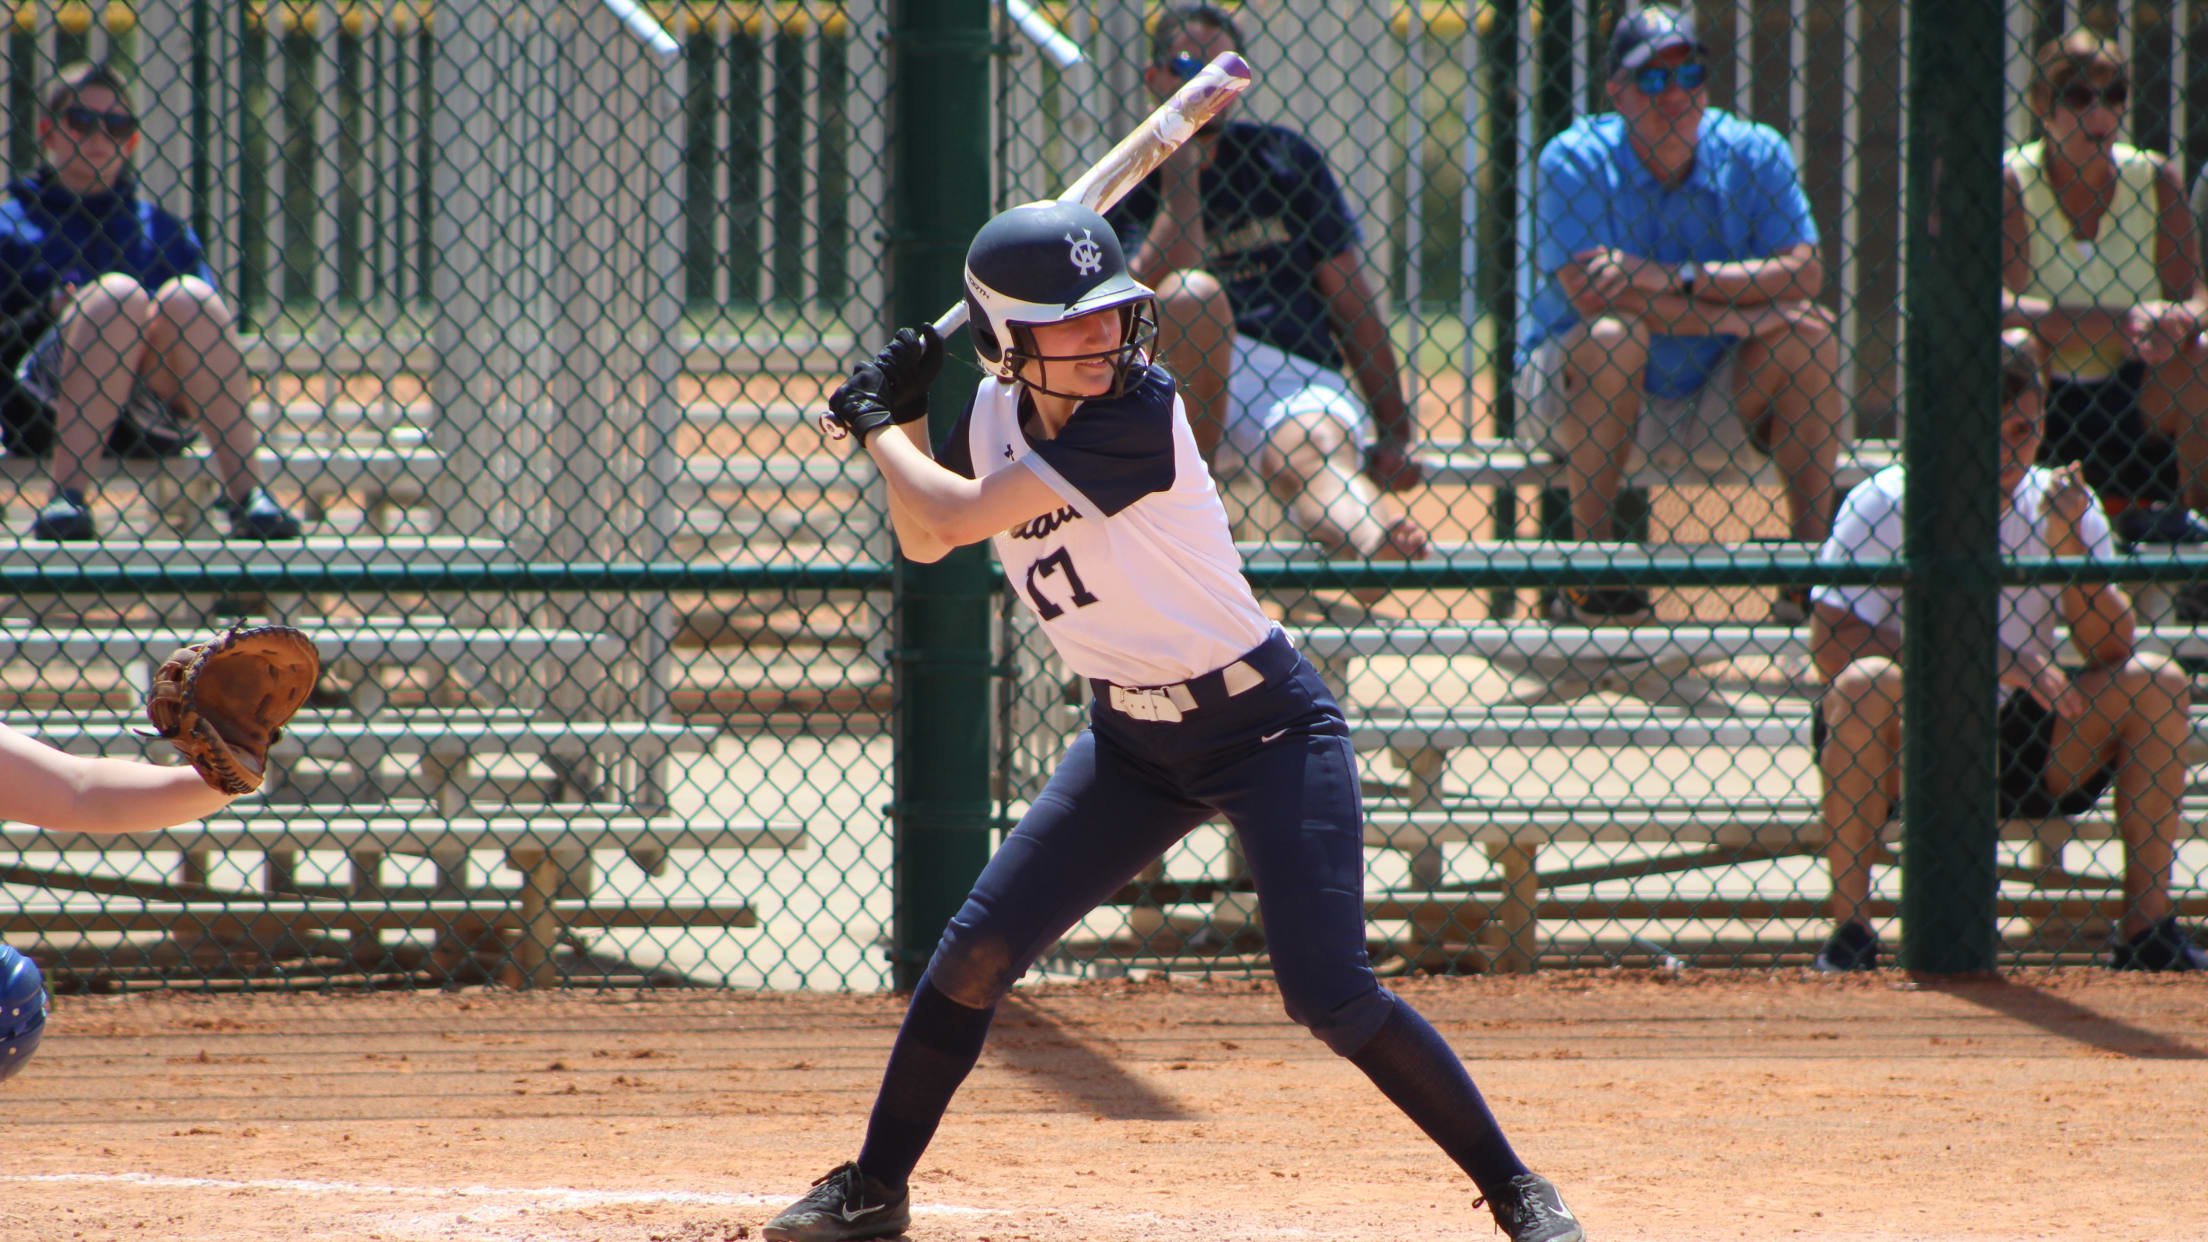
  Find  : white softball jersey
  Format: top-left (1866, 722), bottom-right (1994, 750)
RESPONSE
top-left (936, 362), bottom-right (1277, 687)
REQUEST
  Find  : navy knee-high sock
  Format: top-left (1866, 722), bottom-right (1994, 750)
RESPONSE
top-left (1347, 996), bottom-right (1530, 1200)
top-left (854, 976), bottom-right (997, 1189)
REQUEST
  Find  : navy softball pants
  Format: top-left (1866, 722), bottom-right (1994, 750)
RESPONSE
top-left (925, 629), bottom-right (1396, 1056)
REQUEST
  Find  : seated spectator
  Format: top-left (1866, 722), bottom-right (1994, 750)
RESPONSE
top-left (1109, 5), bottom-right (1428, 604)
top-left (0, 60), bottom-right (301, 541)
top-left (2005, 32), bottom-right (2208, 570)
top-left (1519, 5), bottom-right (1842, 625)
top-left (1808, 330), bottom-right (2204, 974)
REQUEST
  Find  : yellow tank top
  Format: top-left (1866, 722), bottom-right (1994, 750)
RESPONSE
top-left (2005, 140), bottom-right (2163, 378)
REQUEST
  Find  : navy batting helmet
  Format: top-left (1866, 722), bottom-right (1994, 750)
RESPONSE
top-left (0, 943), bottom-right (47, 1082)
top-left (963, 200), bottom-right (1156, 398)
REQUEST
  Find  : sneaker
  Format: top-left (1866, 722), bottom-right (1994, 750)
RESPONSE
top-left (2107, 916), bottom-right (2208, 972)
top-left (30, 489), bottom-right (95, 541)
top-left (221, 488), bottom-right (303, 541)
top-left (1544, 585), bottom-right (1652, 627)
top-left (1813, 921), bottom-right (1880, 973)
top-left (762, 1162), bottom-right (911, 1242)
top-left (1480, 1172), bottom-right (1585, 1242)
top-left (1771, 586), bottom-right (1812, 625)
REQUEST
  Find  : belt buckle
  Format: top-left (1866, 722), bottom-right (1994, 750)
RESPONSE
top-left (1107, 684), bottom-right (1186, 722)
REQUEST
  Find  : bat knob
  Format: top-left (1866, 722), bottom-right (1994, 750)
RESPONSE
top-left (1212, 51), bottom-right (1252, 81)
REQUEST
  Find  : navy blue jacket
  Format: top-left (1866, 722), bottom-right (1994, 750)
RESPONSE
top-left (0, 169), bottom-right (214, 360)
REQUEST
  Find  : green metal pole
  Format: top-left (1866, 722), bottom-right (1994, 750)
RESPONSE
top-left (1482, 0), bottom-right (1518, 615)
top-left (1900, 0), bottom-right (2005, 975)
top-left (887, 0), bottom-right (995, 991)
top-left (189, 0), bottom-right (212, 250)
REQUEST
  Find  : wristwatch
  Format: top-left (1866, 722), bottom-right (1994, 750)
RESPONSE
top-left (1676, 260), bottom-right (1701, 296)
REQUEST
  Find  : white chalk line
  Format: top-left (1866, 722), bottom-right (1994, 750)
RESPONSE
top-left (1, 1171), bottom-right (989, 1242)
top-left (0, 1171), bottom-right (1333, 1241)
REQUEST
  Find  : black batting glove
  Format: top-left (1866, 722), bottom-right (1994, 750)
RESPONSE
top-left (823, 360), bottom-right (899, 444)
top-left (876, 325), bottom-right (945, 428)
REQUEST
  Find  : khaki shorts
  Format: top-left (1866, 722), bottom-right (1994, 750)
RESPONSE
top-left (1512, 334), bottom-right (1764, 473)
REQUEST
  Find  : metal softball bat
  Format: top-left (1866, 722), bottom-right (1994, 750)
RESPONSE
top-left (930, 51), bottom-right (1254, 337)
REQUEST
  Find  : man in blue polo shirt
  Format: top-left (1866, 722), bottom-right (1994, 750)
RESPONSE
top-left (1110, 5), bottom-right (1428, 597)
top-left (1519, 5), bottom-right (1842, 624)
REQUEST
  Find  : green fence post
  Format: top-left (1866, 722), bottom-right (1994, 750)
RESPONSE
top-left (1900, 0), bottom-right (2005, 975)
top-left (888, 0), bottom-right (994, 991)
top-left (189, 0), bottom-right (212, 255)
top-left (1482, 0), bottom-right (1517, 612)
top-left (682, 24), bottom-right (717, 307)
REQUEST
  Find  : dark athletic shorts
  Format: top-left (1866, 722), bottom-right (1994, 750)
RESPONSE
top-left (1813, 686), bottom-right (2115, 819)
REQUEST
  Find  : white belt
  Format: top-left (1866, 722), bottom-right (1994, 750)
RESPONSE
top-left (1104, 658), bottom-right (1265, 723)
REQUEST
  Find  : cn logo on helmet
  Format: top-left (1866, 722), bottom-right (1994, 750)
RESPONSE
top-left (1065, 229), bottom-right (1103, 277)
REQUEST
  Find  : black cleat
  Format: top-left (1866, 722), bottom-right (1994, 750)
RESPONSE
top-left (762, 1162), bottom-right (911, 1242)
top-left (1813, 921), bottom-right (1880, 973)
top-left (1481, 1172), bottom-right (1585, 1242)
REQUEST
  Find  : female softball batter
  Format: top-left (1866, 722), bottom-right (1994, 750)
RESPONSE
top-left (765, 200), bottom-right (1584, 1242)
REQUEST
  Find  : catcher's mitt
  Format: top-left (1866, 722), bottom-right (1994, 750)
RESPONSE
top-left (145, 624), bottom-right (321, 795)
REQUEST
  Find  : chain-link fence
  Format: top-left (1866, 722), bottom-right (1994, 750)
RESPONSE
top-left (1001, 0), bottom-right (2207, 978)
top-left (2, 1), bottom-right (2203, 992)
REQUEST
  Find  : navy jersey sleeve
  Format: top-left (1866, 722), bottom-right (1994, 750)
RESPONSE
top-left (1105, 180), bottom-right (1159, 257)
top-left (933, 392), bottom-right (978, 480)
top-left (1026, 365), bottom-right (1179, 517)
top-left (1276, 130), bottom-right (1360, 268)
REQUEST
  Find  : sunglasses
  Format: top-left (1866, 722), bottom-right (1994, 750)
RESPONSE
top-left (1157, 52), bottom-right (1207, 82)
top-left (1632, 61), bottom-right (1709, 95)
top-left (55, 105), bottom-right (137, 139)
top-left (2056, 81), bottom-right (2129, 111)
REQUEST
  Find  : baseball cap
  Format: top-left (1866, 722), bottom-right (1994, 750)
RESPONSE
top-left (1607, 6), bottom-right (1707, 77)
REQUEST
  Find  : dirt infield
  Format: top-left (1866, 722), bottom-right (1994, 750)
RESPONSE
top-left (2, 971), bottom-right (2201, 1242)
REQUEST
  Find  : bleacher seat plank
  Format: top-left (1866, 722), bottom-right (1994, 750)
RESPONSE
top-left (0, 623), bottom-right (621, 666)
top-left (0, 535), bottom-right (513, 571)
top-left (8, 711), bottom-right (718, 764)
top-left (681, 454), bottom-right (873, 491)
top-left (0, 900), bottom-right (759, 939)
top-left (1358, 805), bottom-right (2208, 851)
top-left (0, 446), bottom-right (437, 488)
top-left (1411, 437), bottom-right (1899, 491)
top-left (1350, 710), bottom-right (1810, 752)
top-left (7, 815), bottom-right (808, 857)
top-left (1296, 623), bottom-right (1809, 663)
top-left (1235, 538), bottom-right (1823, 571)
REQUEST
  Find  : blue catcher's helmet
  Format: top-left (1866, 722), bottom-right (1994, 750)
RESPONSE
top-left (0, 942), bottom-right (48, 1082)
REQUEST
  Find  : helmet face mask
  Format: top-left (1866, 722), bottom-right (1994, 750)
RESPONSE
top-left (998, 302), bottom-right (1159, 401)
top-left (964, 201), bottom-right (1158, 401)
